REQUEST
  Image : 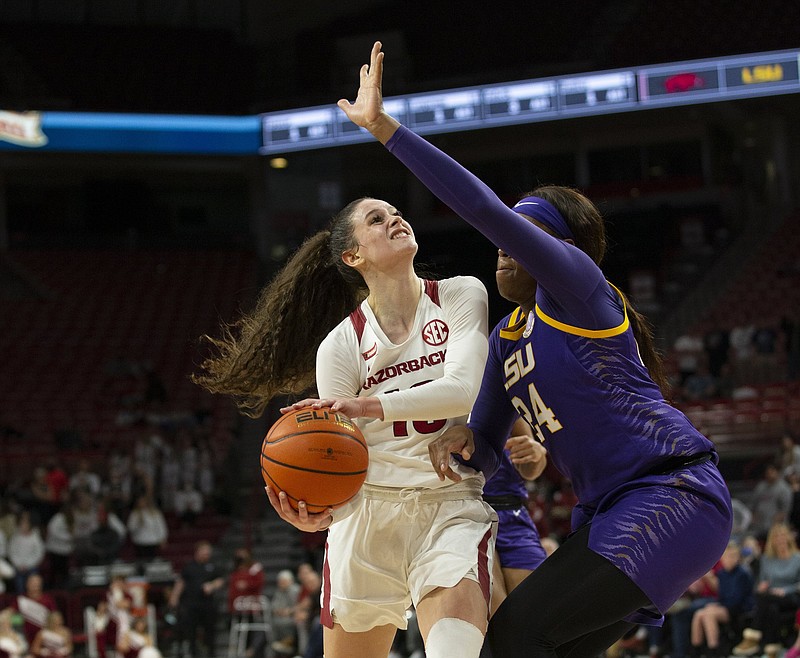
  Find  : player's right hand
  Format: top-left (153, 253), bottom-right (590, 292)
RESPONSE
top-left (265, 486), bottom-right (333, 533)
top-left (428, 425), bottom-right (475, 482)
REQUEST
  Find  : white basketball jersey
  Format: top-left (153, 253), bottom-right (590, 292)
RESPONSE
top-left (316, 276), bottom-right (489, 488)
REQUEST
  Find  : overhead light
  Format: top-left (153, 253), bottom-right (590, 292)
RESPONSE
top-left (269, 157), bottom-right (288, 169)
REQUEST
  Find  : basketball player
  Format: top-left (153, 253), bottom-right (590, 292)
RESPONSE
top-left (194, 197), bottom-right (495, 653)
top-left (338, 41), bottom-right (733, 658)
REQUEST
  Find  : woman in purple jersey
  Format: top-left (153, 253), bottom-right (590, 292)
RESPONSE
top-left (339, 42), bottom-right (733, 658)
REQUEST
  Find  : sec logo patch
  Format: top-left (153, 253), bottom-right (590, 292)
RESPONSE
top-left (422, 319), bottom-right (449, 346)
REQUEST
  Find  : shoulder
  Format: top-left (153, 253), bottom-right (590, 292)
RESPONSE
top-left (435, 276), bottom-right (488, 317)
top-left (437, 275), bottom-right (487, 298)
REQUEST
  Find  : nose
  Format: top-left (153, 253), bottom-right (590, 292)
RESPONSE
top-left (498, 247), bottom-right (508, 257)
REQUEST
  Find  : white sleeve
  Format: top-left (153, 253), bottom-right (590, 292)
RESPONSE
top-left (316, 324), bottom-right (363, 398)
top-left (378, 276), bottom-right (489, 422)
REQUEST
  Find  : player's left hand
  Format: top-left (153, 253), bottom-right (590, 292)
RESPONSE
top-left (506, 433), bottom-right (547, 465)
top-left (428, 425), bottom-right (475, 482)
top-left (265, 486), bottom-right (334, 533)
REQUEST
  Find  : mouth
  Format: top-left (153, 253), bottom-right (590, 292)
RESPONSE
top-left (390, 229), bottom-right (411, 240)
top-left (496, 260), bottom-right (515, 273)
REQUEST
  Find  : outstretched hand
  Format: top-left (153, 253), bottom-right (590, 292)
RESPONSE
top-left (337, 41), bottom-right (400, 144)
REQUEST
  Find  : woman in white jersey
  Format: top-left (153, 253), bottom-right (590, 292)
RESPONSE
top-left (194, 197), bottom-right (494, 658)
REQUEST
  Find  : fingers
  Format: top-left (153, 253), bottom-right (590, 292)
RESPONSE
top-left (279, 398), bottom-right (335, 414)
top-left (264, 487), bottom-right (333, 531)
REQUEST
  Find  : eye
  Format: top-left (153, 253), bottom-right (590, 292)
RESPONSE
top-left (369, 215), bottom-right (384, 224)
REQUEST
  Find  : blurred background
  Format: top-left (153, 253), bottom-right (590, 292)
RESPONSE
top-left (0, 1), bottom-right (798, 656)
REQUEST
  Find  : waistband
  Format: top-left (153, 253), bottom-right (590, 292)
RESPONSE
top-left (362, 478), bottom-right (484, 503)
top-left (482, 494), bottom-right (527, 510)
top-left (648, 451), bottom-right (714, 477)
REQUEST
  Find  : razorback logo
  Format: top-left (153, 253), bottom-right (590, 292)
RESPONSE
top-left (422, 319), bottom-right (449, 346)
top-left (362, 350), bottom-right (446, 390)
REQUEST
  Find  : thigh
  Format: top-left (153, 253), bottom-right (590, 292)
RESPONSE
top-left (488, 525), bottom-right (651, 658)
top-left (416, 577), bottom-right (489, 641)
top-left (323, 622), bottom-right (396, 658)
top-left (324, 501), bottom-right (412, 632)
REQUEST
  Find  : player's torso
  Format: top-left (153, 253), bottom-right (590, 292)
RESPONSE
top-left (497, 308), bottom-right (713, 505)
top-left (349, 282), bottom-right (475, 488)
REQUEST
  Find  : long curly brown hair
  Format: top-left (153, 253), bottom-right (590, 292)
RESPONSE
top-left (530, 185), bottom-right (671, 400)
top-left (192, 198), bottom-right (370, 417)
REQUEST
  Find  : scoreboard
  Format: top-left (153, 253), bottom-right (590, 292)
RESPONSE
top-left (259, 48), bottom-right (800, 155)
top-left (0, 48), bottom-right (797, 155)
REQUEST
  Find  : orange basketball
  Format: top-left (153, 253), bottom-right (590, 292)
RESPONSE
top-left (261, 407), bottom-right (369, 513)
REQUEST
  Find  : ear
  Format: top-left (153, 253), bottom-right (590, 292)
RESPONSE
top-left (564, 238), bottom-right (576, 247)
top-left (342, 249), bottom-right (361, 268)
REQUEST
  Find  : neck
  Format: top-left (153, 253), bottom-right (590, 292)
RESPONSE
top-left (365, 271), bottom-right (422, 342)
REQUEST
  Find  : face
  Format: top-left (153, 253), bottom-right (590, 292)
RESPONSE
top-left (196, 544), bottom-right (212, 562)
top-left (496, 214), bottom-right (559, 309)
top-left (720, 544), bottom-right (741, 570)
top-left (344, 199), bottom-right (417, 274)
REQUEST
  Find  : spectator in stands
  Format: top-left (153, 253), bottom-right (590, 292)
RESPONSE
top-left (30, 610), bottom-right (71, 658)
top-left (26, 467), bottom-right (56, 526)
top-left (102, 470), bottom-right (132, 521)
top-left (730, 320), bottom-right (756, 363)
top-left (117, 615), bottom-right (160, 658)
top-left (168, 540), bottom-right (224, 658)
top-left (158, 447), bottom-right (181, 513)
top-left (0, 608), bottom-right (28, 658)
top-left (753, 323), bottom-right (778, 355)
top-left (749, 462), bottom-right (794, 541)
top-left (126, 495), bottom-right (168, 561)
top-left (683, 362), bottom-right (719, 401)
top-left (703, 327), bottom-right (730, 378)
top-left (227, 547), bottom-right (265, 610)
top-left (43, 462), bottom-right (68, 512)
top-left (673, 331), bottom-right (705, 385)
top-left (104, 574), bottom-right (133, 652)
top-left (270, 569), bottom-right (300, 654)
top-left (84, 506), bottom-right (126, 566)
top-left (690, 541), bottom-right (754, 658)
top-left (0, 498), bottom-right (17, 543)
top-left (780, 433), bottom-right (800, 477)
top-left (227, 548), bottom-right (266, 658)
top-left (6, 573), bottom-right (57, 646)
top-left (732, 522), bottom-right (800, 658)
top-left (273, 565), bottom-right (322, 658)
top-left (129, 464), bottom-right (154, 508)
top-left (44, 503), bottom-right (74, 588)
top-left (71, 491), bottom-right (126, 567)
top-left (173, 479), bottom-right (203, 528)
top-left (197, 446), bottom-right (214, 500)
top-left (8, 510), bottom-right (45, 594)
top-left (68, 459), bottom-right (102, 497)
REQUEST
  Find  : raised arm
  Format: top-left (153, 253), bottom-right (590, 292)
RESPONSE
top-left (338, 42), bottom-right (610, 314)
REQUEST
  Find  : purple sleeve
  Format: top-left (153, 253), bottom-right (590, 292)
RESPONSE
top-left (456, 329), bottom-right (518, 478)
top-left (386, 126), bottom-right (622, 328)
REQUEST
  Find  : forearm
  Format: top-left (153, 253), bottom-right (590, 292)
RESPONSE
top-left (517, 456), bottom-right (547, 481)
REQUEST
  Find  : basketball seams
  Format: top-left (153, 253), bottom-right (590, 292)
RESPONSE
top-left (264, 429), bottom-right (368, 450)
top-left (260, 466), bottom-right (356, 511)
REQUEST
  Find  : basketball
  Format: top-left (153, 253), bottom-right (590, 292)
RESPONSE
top-left (261, 407), bottom-right (369, 513)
